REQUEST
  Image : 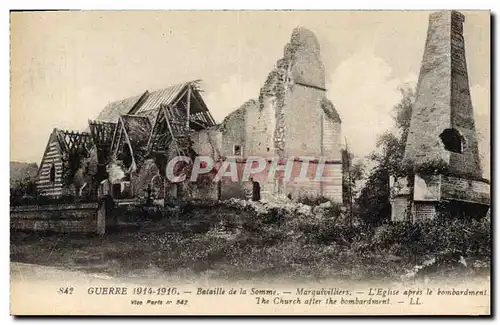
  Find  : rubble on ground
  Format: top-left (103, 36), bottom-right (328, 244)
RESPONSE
top-left (222, 197), bottom-right (340, 220)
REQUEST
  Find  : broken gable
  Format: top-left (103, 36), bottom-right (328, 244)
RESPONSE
top-left (88, 120), bottom-right (117, 165)
top-left (147, 82), bottom-right (216, 155)
top-left (36, 129), bottom-right (94, 196)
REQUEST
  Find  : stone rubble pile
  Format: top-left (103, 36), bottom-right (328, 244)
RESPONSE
top-left (222, 197), bottom-right (338, 219)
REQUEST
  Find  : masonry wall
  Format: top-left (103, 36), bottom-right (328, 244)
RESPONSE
top-left (279, 85), bottom-right (342, 202)
top-left (448, 12), bottom-right (483, 179)
top-left (289, 27), bottom-right (326, 90)
top-left (391, 196), bottom-right (411, 222)
top-left (219, 161), bottom-right (252, 200)
top-left (322, 117), bottom-right (342, 161)
top-left (283, 160), bottom-right (342, 202)
top-left (245, 99), bottom-right (275, 158)
top-left (190, 182), bottom-right (220, 201)
top-left (283, 85), bottom-right (324, 157)
top-left (191, 128), bottom-right (223, 160)
top-left (413, 202), bottom-right (437, 221)
top-left (320, 163), bottom-right (342, 202)
top-left (220, 107), bottom-right (246, 157)
top-left (10, 202), bottom-right (105, 234)
top-left (440, 175), bottom-right (490, 205)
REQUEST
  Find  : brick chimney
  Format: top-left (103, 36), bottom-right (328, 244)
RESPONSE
top-left (391, 11), bottom-right (489, 222)
top-left (403, 10), bottom-right (482, 179)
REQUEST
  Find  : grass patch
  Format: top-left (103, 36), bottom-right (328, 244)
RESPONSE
top-left (10, 200), bottom-right (490, 281)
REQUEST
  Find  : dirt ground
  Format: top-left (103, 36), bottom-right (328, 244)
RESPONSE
top-left (10, 223), bottom-right (401, 282)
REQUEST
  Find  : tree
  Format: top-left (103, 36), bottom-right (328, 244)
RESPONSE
top-left (356, 86), bottom-right (415, 226)
top-left (342, 147), bottom-right (364, 222)
top-left (356, 168), bottom-right (391, 226)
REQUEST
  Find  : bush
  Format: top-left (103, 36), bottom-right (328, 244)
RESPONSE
top-left (297, 195), bottom-right (331, 206)
top-left (372, 218), bottom-right (491, 261)
top-left (261, 207), bottom-right (287, 225)
top-left (325, 202), bottom-right (344, 218)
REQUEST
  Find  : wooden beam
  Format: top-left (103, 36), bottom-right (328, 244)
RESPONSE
top-left (146, 108), bottom-right (161, 153)
top-left (161, 105), bottom-right (181, 156)
top-left (168, 87), bottom-right (189, 114)
top-left (192, 90), bottom-right (216, 125)
top-left (112, 119), bottom-right (124, 158)
top-left (186, 85), bottom-right (191, 129)
top-left (189, 119), bottom-right (206, 128)
top-left (120, 117), bottom-right (137, 172)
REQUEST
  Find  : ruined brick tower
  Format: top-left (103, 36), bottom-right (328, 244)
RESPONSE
top-left (391, 11), bottom-right (490, 222)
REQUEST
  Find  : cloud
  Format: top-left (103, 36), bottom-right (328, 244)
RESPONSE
top-left (204, 75), bottom-right (261, 123)
top-left (327, 48), bottom-right (417, 159)
top-left (327, 49), bottom-right (490, 180)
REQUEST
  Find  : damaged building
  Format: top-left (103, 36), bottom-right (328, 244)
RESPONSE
top-left (35, 128), bottom-right (93, 197)
top-left (93, 81), bottom-right (217, 202)
top-left (390, 11), bottom-right (490, 222)
top-left (192, 27), bottom-right (342, 202)
top-left (35, 27), bottom-right (343, 204)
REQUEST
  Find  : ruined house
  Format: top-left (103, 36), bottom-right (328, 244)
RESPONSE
top-left (390, 11), bottom-right (490, 222)
top-left (95, 81), bottom-right (216, 201)
top-left (36, 27), bottom-right (343, 204)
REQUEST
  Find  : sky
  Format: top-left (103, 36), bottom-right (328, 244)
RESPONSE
top-left (10, 10), bottom-right (490, 178)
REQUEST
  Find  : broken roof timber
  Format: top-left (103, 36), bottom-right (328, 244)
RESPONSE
top-left (55, 129), bottom-right (92, 154)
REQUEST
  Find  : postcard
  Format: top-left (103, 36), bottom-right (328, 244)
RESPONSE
top-left (10, 9), bottom-right (491, 316)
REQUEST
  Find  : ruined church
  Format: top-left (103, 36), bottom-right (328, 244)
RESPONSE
top-left (35, 27), bottom-right (343, 204)
top-left (35, 10), bottom-right (489, 220)
top-left (390, 11), bottom-right (490, 221)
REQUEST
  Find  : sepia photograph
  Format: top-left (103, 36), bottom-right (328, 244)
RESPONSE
top-left (9, 9), bottom-right (491, 316)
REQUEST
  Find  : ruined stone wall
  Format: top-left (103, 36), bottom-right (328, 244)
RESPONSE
top-left (190, 27), bottom-right (342, 202)
top-left (219, 161), bottom-right (250, 200)
top-left (413, 202), bottom-right (437, 221)
top-left (192, 122), bottom-right (254, 201)
top-left (220, 105), bottom-right (247, 157)
top-left (280, 86), bottom-right (341, 161)
top-left (282, 160), bottom-right (342, 202)
top-left (10, 202), bottom-right (105, 234)
top-left (281, 94), bottom-right (342, 202)
top-left (441, 175), bottom-right (490, 205)
top-left (191, 128), bottom-right (223, 160)
top-left (277, 28), bottom-right (342, 201)
top-left (322, 114), bottom-right (342, 161)
top-left (319, 163), bottom-right (343, 202)
top-left (391, 196), bottom-right (411, 222)
top-left (245, 98), bottom-right (275, 158)
top-left (392, 11), bottom-right (490, 222)
top-left (283, 85), bottom-right (323, 157)
top-left (289, 27), bottom-right (325, 90)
